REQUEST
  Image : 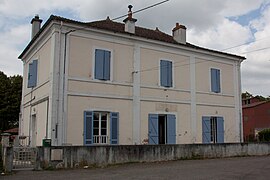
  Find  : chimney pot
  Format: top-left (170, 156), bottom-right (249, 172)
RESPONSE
top-left (123, 5), bottom-right (137, 34)
top-left (31, 15), bottom-right (43, 39)
top-left (172, 22), bottom-right (186, 44)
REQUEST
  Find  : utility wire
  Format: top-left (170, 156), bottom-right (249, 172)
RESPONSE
top-left (59, 1), bottom-right (169, 34)
top-left (221, 35), bottom-right (270, 51)
top-left (112, 0), bottom-right (170, 21)
top-left (240, 46), bottom-right (270, 54)
top-left (136, 44), bottom-right (270, 74)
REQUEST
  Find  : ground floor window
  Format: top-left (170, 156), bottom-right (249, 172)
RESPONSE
top-left (202, 116), bottom-right (224, 143)
top-left (84, 111), bottom-right (118, 145)
top-left (148, 114), bottom-right (176, 144)
top-left (93, 112), bottom-right (108, 144)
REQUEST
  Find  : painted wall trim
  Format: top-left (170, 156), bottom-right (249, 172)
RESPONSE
top-left (190, 55), bottom-right (197, 143)
top-left (68, 77), bottom-right (132, 87)
top-left (196, 103), bottom-right (235, 108)
top-left (67, 92), bottom-right (133, 100)
top-left (132, 43), bottom-right (141, 144)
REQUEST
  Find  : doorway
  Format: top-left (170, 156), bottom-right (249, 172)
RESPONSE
top-left (148, 114), bottom-right (176, 144)
top-left (158, 115), bottom-right (166, 144)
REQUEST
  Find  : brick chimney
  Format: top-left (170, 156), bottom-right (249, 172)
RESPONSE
top-left (172, 23), bottom-right (186, 44)
top-left (31, 15), bottom-right (43, 39)
top-left (123, 5), bottom-right (137, 34)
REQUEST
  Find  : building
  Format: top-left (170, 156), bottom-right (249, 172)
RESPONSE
top-left (19, 6), bottom-right (245, 146)
top-left (242, 96), bottom-right (270, 141)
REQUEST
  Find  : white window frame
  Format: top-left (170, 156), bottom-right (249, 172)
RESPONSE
top-left (209, 67), bottom-right (222, 94)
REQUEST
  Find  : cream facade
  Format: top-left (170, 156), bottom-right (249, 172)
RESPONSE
top-left (19, 14), bottom-right (245, 146)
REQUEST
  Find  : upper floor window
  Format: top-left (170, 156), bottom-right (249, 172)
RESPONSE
top-left (94, 49), bottom-right (111, 81)
top-left (160, 60), bottom-right (172, 87)
top-left (27, 60), bottom-right (38, 88)
top-left (210, 68), bottom-right (220, 93)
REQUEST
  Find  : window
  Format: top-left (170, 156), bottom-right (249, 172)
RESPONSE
top-left (148, 114), bottom-right (176, 144)
top-left (93, 112), bottom-right (108, 144)
top-left (84, 111), bottom-right (118, 145)
top-left (160, 60), bottom-right (172, 87)
top-left (27, 60), bottom-right (38, 88)
top-left (202, 116), bottom-right (224, 143)
top-left (210, 68), bottom-right (221, 93)
top-left (94, 49), bottom-right (111, 80)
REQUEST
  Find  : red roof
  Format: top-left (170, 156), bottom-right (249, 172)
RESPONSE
top-left (242, 101), bottom-right (269, 108)
top-left (4, 127), bottom-right (19, 134)
top-left (19, 15), bottom-right (246, 60)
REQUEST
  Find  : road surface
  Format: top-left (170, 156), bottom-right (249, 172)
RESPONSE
top-left (2, 156), bottom-right (270, 180)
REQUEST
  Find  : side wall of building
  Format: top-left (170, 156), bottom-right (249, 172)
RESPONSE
top-left (20, 34), bottom-right (52, 146)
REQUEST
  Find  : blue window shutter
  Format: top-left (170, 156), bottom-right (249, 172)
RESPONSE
top-left (110, 112), bottom-right (119, 144)
top-left (211, 68), bottom-right (221, 93)
top-left (148, 114), bottom-right (159, 144)
top-left (167, 61), bottom-right (172, 87)
top-left (27, 63), bottom-right (33, 88)
top-left (84, 111), bottom-right (93, 145)
top-left (103, 50), bottom-right (111, 80)
top-left (160, 60), bottom-right (167, 87)
top-left (217, 117), bottom-right (224, 143)
top-left (211, 68), bottom-right (217, 92)
top-left (32, 60), bottom-right (38, 87)
top-left (167, 114), bottom-right (176, 144)
top-left (216, 69), bottom-right (221, 93)
top-left (95, 49), bottom-right (104, 80)
top-left (202, 116), bottom-right (211, 143)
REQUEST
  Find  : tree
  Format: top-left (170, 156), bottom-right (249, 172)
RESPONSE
top-left (242, 91), bottom-right (253, 99)
top-left (0, 71), bottom-right (22, 133)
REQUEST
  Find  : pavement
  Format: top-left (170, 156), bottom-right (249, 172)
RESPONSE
top-left (2, 156), bottom-right (270, 180)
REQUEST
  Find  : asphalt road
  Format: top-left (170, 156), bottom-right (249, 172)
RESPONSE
top-left (2, 156), bottom-right (270, 180)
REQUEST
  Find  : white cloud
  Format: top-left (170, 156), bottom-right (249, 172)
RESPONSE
top-left (188, 18), bottom-right (252, 50)
top-left (0, 0), bottom-right (269, 96)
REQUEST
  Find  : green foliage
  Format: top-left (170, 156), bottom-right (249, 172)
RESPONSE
top-left (258, 129), bottom-right (270, 142)
top-left (0, 71), bottom-right (22, 133)
top-left (0, 144), bottom-right (2, 171)
top-left (242, 91), bottom-right (253, 99)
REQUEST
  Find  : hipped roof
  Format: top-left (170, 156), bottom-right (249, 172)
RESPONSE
top-left (19, 15), bottom-right (246, 60)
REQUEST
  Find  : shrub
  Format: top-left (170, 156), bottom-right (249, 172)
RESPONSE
top-left (258, 129), bottom-right (270, 142)
top-left (0, 144), bottom-right (3, 171)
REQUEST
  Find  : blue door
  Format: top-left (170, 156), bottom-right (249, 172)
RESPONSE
top-left (217, 117), bottom-right (224, 143)
top-left (202, 116), bottom-right (211, 143)
top-left (148, 114), bottom-right (159, 144)
top-left (167, 114), bottom-right (176, 144)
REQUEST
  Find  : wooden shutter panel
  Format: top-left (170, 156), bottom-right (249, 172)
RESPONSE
top-left (110, 112), bottom-right (119, 144)
top-left (167, 114), bottom-right (176, 144)
top-left (84, 111), bottom-right (93, 145)
top-left (27, 63), bottom-right (33, 88)
top-left (211, 68), bottom-right (217, 92)
top-left (211, 68), bottom-right (221, 93)
top-left (32, 60), bottom-right (38, 87)
top-left (217, 117), bottom-right (224, 143)
top-left (160, 60), bottom-right (168, 87)
top-left (216, 69), bottom-right (221, 93)
top-left (95, 49), bottom-right (104, 80)
top-left (103, 50), bottom-right (111, 80)
top-left (148, 114), bottom-right (159, 144)
top-left (167, 61), bottom-right (172, 87)
top-left (202, 116), bottom-right (211, 143)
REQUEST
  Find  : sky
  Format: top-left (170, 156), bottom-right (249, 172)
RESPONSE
top-left (0, 0), bottom-right (270, 96)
